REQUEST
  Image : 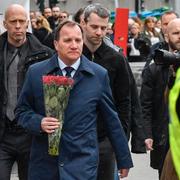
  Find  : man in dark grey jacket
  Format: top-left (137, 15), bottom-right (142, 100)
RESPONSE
top-left (0, 4), bottom-right (53, 180)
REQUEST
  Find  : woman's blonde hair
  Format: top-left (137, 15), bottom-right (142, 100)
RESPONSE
top-left (36, 15), bottom-right (52, 33)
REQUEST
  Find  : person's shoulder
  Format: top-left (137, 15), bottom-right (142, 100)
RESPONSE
top-left (28, 56), bottom-right (51, 73)
top-left (82, 55), bottom-right (108, 74)
top-left (143, 62), bottom-right (162, 78)
top-left (26, 32), bottom-right (54, 53)
top-left (100, 42), bottom-right (126, 63)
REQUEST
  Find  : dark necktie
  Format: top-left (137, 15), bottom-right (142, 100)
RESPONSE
top-left (64, 66), bottom-right (74, 77)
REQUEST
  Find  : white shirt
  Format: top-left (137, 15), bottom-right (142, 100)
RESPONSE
top-left (58, 57), bottom-right (81, 78)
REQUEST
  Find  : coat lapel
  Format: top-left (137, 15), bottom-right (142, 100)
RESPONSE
top-left (44, 54), bottom-right (63, 76)
top-left (74, 55), bottom-right (95, 86)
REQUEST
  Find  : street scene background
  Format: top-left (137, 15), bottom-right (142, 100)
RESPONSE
top-left (1, 0), bottom-right (179, 179)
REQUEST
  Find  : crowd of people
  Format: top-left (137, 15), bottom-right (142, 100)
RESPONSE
top-left (0, 2), bottom-right (180, 180)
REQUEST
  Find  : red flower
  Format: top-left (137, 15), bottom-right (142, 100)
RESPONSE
top-left (42, 75), bottom-right (74, 86)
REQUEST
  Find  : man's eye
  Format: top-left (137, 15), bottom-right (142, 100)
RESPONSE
top-left (101, 27), bottom-right (107, 31)
top-left (10, 20), bottom-right (26, 24)
top-left (91, 25), bottom-right (98, 30)
top-left (64, 39), bottom-right (71, 42)
top-left (76, 39), bottom-right (82, 43)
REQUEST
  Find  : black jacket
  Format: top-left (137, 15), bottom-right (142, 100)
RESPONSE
top-left (83, 42), bottom-right (131, 140)
top-left (127, 63), bottom-right (146, 153)
top-left (103, 37), bottom-right (146, 153)
top-left (0, 32), bottom-right (54, 141)
top-left (33, 28), bottom-right (54, 49)
top-left (140, 63), bottom-right (169, 169)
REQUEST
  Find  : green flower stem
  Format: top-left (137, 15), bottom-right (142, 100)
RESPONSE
top-left (43, 83), bottom-right (72, 156)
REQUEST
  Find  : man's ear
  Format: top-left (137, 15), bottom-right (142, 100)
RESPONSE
top-left (3, 21), bottom-right (7, 29)
top-left (80, 19), bottom-right (86, 27)
top-left (26, 20), bottom-right (29, 29)
top-left (54, 40), bottom-right (58, 51)
top-left (164, 33), bottom-right (169, 43)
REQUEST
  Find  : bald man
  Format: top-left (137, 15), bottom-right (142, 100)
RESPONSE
top-left (144, 11), bottom-right (179, 67)
top-left (158, 18), bottom-right (180, 180)
top-left (165, 18), bottom-right (180, 52)
top-left (140, 18), bottom-right (180, 179)
top-left (0, 4), bottom-right (53, 180)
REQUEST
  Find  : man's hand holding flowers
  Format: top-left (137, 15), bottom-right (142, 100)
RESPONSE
top-left (41, 117), bottom-right (61, 134)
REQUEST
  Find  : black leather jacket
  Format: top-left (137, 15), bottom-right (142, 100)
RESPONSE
top-left (0, 32), bottom-right (54, 141)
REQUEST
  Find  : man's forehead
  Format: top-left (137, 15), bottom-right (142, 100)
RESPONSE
top-left (60, 25), bottom-right (82, 35)
top-left (87, 14), bottom-right (108, 25)
top-left (7, 15), bottom-right (27, 21)
top-left (162, 14), bottom-right (177, 22)
top-left (52, 7), bottom-right (60, 12)
top-left (168, 22), bottom-right (180, 33)
top-left (45, 9), bottom-right (51, 13)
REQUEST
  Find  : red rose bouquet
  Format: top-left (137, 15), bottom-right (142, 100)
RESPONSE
top-left (42, 75), bottom-right (74, 156)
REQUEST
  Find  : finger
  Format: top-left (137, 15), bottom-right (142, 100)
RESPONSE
top-left (146, 145), bottom-right (153, 151)
top-left (46, 129), bottom-right (55, 134)
top-left (119, 169), bottom-right (128, 178)
top-left (120, 172), bottom-right (128, 178)
top-left (47, 125), bottom-right (60, 130)
top-left (41, 123), bottom-right (60, 132)
top-left (44, 122), bottom-right (60, 126)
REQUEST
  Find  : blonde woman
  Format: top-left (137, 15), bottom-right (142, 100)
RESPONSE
top-left (33, 15), bottom-right (54, 49)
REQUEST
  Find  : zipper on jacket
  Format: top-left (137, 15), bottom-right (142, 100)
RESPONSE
top-left (92, 54), bottom-right (95, 61)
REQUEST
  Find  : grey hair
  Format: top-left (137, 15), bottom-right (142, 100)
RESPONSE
top-left (83, 3), bottom-right (110, 23)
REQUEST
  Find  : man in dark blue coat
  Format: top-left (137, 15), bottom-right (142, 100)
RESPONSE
top-left (15, 20), bottom-right (133, 180)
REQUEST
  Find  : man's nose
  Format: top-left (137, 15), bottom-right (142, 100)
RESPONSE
top-left (96, 28), bottom-right (103, 36)
top-left (71, 41), bottom-right (78, 48)
top-left (15, 21), bottom-right (21, 28)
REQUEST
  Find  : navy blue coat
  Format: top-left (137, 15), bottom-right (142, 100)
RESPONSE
top-left (15, 54), bottom-right (133, 180)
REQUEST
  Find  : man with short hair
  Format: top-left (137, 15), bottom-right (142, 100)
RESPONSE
top-left (160, 19), bottom-right (180, 179)
top-left (0, 4), bottom-right (53, 180)
top-left (43, 7), bottom-right (52, 19)
top-left (140, 15), bottom-right (180, 179)
top-left (48, 6), bottom-right (61, 30)
top-left (59, 11), bottom-right (69, 23)
top-left (81, 4), bottom-right (131, 180)
top-left (15, 20), bottom-right (133, 180)
top-left (144, 11), bottom-right (179, 67)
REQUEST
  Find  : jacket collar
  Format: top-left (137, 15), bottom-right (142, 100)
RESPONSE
top-left (45, 53), bottom-right (95, 77)
top-left (0, 31), bottom-right (51, 53)
top-left (83, 41), bottom-right (107, 60)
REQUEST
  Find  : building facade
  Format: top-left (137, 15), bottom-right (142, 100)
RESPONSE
top-left (30, 0), bottom-right (170, 15)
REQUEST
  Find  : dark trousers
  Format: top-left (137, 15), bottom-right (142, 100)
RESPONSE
top-left (0, 128), bottom-right (31, 180)
top-left (97, 138), bottom-right (115, 180)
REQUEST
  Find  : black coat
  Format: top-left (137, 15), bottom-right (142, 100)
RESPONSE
top-left (83, 42), bottom-right (131, 139)
top-left (83, 41), bottom-right (146, 153)
top-left (126, 63), bottom-right (146, 153)
top-left (0, 32), bottom-right (54, 142)
top-left (140, 63), bottom-right (169, 169)
top-left (33, 28), bottom-right (54, 49)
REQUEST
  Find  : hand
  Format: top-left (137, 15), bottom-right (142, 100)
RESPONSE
top-left (145, 138), bottom-right (154, 151)
top-left (41, 117), bottom-right (61, 134)
top-left (118, 168), bottom-right (129, 179)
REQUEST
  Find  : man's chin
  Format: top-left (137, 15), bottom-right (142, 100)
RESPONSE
top-left (92, 40), bottom-right (101, 46)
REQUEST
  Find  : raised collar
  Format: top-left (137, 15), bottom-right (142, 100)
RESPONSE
top-left (44, 54), bottom-right (95, 77)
